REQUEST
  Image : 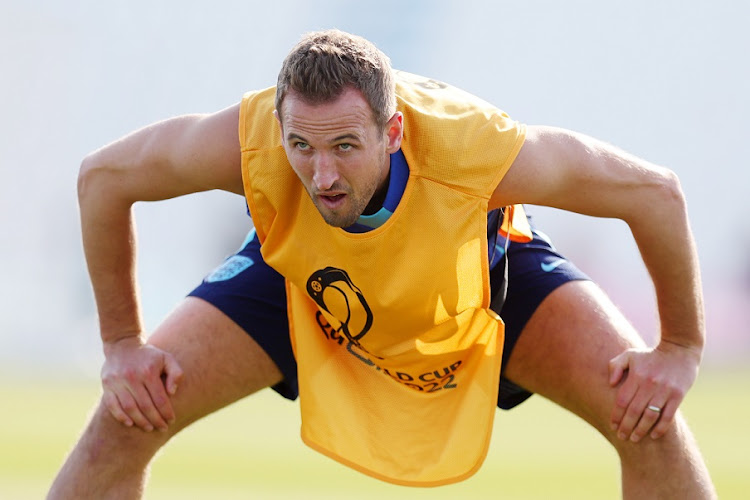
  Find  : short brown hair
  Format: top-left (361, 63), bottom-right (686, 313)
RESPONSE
top-left (275, 29), bottom-right (396, 129)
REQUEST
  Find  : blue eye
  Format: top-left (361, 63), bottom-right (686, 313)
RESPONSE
top-left (339, 143), bottom-right (352, 151)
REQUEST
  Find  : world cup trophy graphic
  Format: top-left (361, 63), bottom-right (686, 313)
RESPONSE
top-left (306, 267), bottom-right (374, 352)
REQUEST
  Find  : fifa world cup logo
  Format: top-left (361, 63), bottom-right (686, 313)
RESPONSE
top-left (306, 267), bottom-right (373, 350)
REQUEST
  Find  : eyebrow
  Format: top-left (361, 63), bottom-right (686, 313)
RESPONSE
top-left (286, 133), bottom-right (307, 143)
top-left (331, 133), bottom-right (362, 143)
top-left (286, 132), bottom-right (362, 143)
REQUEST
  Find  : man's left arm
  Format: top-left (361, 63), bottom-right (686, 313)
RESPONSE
top-left (491, 125), bottom-right (704, 442)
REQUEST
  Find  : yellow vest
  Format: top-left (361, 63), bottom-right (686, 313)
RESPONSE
top-left (240, 72), bottom-right (527, 486)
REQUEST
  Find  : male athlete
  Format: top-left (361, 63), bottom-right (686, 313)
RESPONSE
top-left (49, 30), bottom-right (715, 498)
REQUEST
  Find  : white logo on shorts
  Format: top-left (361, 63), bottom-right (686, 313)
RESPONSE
top-left (205, 255), bottom-right (254, 282)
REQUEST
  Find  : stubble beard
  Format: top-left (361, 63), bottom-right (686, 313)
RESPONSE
top-left (316, 201), bottom-right (360, 228)
top-left (309, 181), bottom-right (379, 228)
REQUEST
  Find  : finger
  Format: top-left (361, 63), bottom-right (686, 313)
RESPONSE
top-left (650, 399), bottom-right (679, 440)
top-left (144, 375), bottom-right (176, 429)
top-left (129, 383), bottom-right (169, 432)
top-left (102, 391), bottom-right (133, 427)
top-left (162, 353), bottom-right (184, 396)
top-left (608, 351), bottom-right (630, 387)
top-left (116, 389), bottom-right (154, 432)
top-left (616, 368), bottom-right (661, 441)
top-left (629, 399), bottom-right (666, 443)
top-left (616, 387), bottom-right (654, 441)
top-left (610, 374), bottom-right (638, 431)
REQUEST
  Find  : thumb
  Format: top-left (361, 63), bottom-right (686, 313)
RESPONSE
top-left (608, 350), bottom-right (630, 387)
top-left (162, 353), bottom-right (184, 395)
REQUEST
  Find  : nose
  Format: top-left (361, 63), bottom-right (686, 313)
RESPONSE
top-left (312, 153), bottom-right (339, 191)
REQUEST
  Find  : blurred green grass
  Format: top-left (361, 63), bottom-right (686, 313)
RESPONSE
top-left (2, 365), bottom-right (746, 499)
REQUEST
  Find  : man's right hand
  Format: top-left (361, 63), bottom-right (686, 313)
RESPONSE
top-left (100, 336), bottom-right (184, 432)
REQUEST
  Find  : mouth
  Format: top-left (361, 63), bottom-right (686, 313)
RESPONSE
top-left (316, 192), bottom-right (347, 210)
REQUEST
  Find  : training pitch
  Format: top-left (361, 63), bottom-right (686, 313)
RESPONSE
top-left (2, 365), bottom-right (746, 499)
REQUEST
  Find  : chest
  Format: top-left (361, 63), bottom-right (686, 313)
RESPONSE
top-left (261, 175), bottom-right (492, 355)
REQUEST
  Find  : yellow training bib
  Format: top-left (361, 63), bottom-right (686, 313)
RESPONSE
top-left (240, 72), bottom-right (527, 486)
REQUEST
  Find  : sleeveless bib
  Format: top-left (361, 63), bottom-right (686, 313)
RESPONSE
top-left (240, 72), bottom-right (527, 486)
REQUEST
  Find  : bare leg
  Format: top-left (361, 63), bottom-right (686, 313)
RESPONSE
top-left (48, 297), bottom-right (283, 499)
top-left (503, 281), bottom-right (715, 499)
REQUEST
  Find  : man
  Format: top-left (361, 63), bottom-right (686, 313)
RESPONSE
top-left (49, 29), bottom-right (715, 498)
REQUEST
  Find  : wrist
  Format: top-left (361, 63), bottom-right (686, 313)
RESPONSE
top-left (102, 333), bottom-right (144, 357)
top-left (658, 338), bottom-right (703, 363)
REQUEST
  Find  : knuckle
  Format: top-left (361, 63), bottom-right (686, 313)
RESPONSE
top-left (103, 400), bottom-right (121, 417)
top-left (643, 412), bottom-right (659, 423)
top-left (120, 399), bottom-right (136, 412)
top-left (136, 364), bottom-right (156, 379)
top-left (143, 404), bottom-right (161, 418)
top-left (615, 395), bottom-right (630, 408)
top-left (130, 414), bottom-right (147, 426)
top-left (152, 395), bottom-right (168, 409)
top-left (625, 407), bottom-right (642, 419)
top-left (142, 402), bottom-right (160, 418)
top-left (101, 372), bottom-right (118, 386)
top-left (122, 367), bottom-right (140, 383)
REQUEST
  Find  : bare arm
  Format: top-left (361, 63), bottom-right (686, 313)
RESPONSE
top-left (491, 125), bottom-right (704, 440)
top-left (78, 103), bottom-right (242, 430)
top-left (79, 103), bottom-right (242, 342)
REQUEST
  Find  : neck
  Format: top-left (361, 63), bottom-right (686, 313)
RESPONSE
top-left (362, 153), bottom-right (391, 215)
top-left (363, 171), bottom-right (390, 215)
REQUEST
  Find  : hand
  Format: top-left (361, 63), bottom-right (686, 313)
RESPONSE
top-left (101, 336), bottom-right (184, 432)
top-left (608, 340), bottom-right (701, 442)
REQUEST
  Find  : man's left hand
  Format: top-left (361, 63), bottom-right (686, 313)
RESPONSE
top-left (608, 340), bottom-right (701, 442)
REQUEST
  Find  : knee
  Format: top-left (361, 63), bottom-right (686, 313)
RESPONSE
top-left (48, 400), bottom-right (177, 499)
top-left (78, 400), bottom-right (173, 466)
top-left (605, 411), bottom-right (698, 462)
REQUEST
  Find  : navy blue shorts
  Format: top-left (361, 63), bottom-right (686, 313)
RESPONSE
top-left (189, 222), bottom-right (589, 410)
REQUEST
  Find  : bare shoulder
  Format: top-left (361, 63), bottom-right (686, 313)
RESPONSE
top-left (168, 103), bottom-right (243, 195)
top-left (491, 125), bottom-right (679, 220)
top-left (82, 103), bottom-right (244, 202)
top-left (490, 125), bottom-right (566, 209)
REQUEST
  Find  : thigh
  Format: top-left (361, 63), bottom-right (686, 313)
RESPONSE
top-left (491, 227), bottom-right (590, 409)
top-left (189, 229), bottom-right (298, 399)
top-left (146, 297), bottom-right (284, 432)
top-left (502, 280), bottom-right (646, 435)
top-left (149, 229), bottom-right (292, 431)
top-left (58, 297), bottom-right (282, 483)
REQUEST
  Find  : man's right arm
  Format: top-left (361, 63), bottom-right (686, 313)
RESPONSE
top-left (78, 103), bottom-right (242, 431)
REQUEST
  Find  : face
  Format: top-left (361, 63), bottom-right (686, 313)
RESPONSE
top-left (276, 87), bottom-right (403, 228)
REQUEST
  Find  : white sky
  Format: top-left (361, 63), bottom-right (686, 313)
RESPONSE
top-left (1, 0), bottom-right (748, 377)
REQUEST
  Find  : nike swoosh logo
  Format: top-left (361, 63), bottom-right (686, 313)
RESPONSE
top-left (541, 259), bottom-right (566, 272)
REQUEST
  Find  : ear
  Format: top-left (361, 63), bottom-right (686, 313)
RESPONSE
top-left (384, 112), bottom-right (403, 154)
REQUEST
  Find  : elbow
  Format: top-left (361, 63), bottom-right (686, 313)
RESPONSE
top-left (656, 168), bottom-right (687, 209)
top-left (628, 167), bottom-right (688, 228)
top-left (77, 153), bottom-right (95, 201)
top-left (621, 167), bottom-right (688, 230)
top-left (77, 152), bottom-right (132, 210)
top-left (77, 152), bottom-right (106, 206)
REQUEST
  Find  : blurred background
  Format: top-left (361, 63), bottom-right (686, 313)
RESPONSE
top-left (1, 1), bottom-right (748, 498)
